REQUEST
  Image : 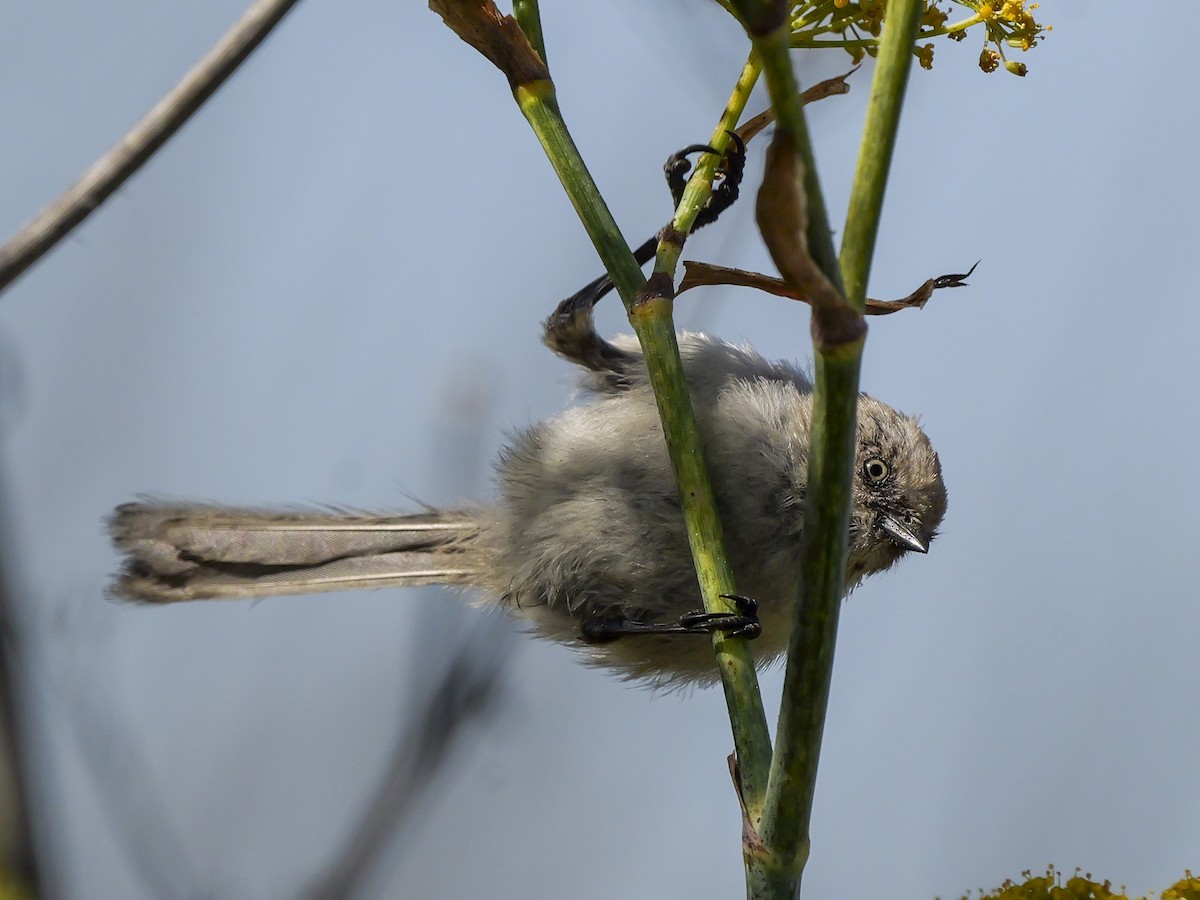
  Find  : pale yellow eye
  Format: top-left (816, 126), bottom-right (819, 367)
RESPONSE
top-left (863, 457), bottom-right (890, 483)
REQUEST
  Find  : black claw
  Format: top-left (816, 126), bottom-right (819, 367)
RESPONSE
top-left (718, 594), bottom-right (760, 638)
top-left (719, 593), bottom-right (758, 617)
top-left (663, 134), bottom-right (747, 228)
top-left (579, 593), bottom-right (762, 643)
top-left (676, 593), bottom-right (761, 639)
top-left (695, 131), bottom-right (746, 229)
top-left (664, 143), bottom-right (723, 206)
top-left (550, 131), bottom-right (749, 343)
top-left (931, 259), bottom-right (980, 289)
top-left (676, 610), bottom-right (762, 640)
top-left (727, 622), bottom-right (762, 640)
top-left (680, 142), bottom-right (723, 156)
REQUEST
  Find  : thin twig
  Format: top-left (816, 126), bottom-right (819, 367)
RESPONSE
top-left (0, 533), bottom-right (40, 894)
top-left (0, 0), bottom-right (304, 297)
top-left (304, 622), bottom-right (510, 900)
top-left (305, 386), bottom-right (509, 900)
top-left (734, 66), bottom-right (858, 145)
top-left (679, 259), bottom-right (977, 313)
top-left (58, 664), bottom-right (206, 899)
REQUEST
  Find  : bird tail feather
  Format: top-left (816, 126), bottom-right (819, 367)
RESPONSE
top-left (108, 502), bottom-right (481, 602)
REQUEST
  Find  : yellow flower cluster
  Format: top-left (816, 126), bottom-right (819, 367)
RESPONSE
top-left (788, 0), bottom-right (1049, 75)
top-left (1162, 871), bottom-right (1200, 900)
top-left (948, 867), bottom-right (1200, 900)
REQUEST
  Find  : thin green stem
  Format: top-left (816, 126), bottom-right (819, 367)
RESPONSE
top-left (513, 77), bottom-right (774, 813)
top-left (653, 53), bottom-right (762, 279)
top-left (789, 12), bottom-right (982, 49)
top-left (936, 12), bottom-right (985, 38)
top-left (724, 5), bottom-right (858, 896)
top-left (645, 51), bottom-right (776, 820)
top-left (515, 82), bottom-right (644, 300)
top-left (754, 342), bottom-right (862, 900)
top-left (840, 0), bottom-right (924, 304)
top-left (627, 304), bottom-right (773, 817)
top-left (512, 0), bottom-right (547, 66)
top-left (754, 25), bottom-right (842, 290)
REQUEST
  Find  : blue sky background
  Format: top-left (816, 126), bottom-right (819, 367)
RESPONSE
top-left (1, 2), bottom-right (1198, 897)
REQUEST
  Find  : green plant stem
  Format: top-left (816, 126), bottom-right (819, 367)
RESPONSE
top-left (512, 0), bottom-right (547, 66)
top-left (753, 25), bottom-right (842, 290)
top-left (724, 6), bottom-right (854, 897)
top-left (647, 50), bottom-right (777, 819)
top-left (653, 53), bottom-right (761, 279)
top-left (513, 77), bottom-right (773, 811)
top-left (515, 82), bottom-right (644, 298)
top-left (739, 1), bottom-right (925, 896)
top-left (754, 342), bottom-right (862, 900)
top-left (840, 0), bottom-right (924, 305)
top-left (729, 0), bottom-right (923, 895)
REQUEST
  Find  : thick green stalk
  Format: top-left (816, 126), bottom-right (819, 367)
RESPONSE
top-left (738, 1), bottom-right (925, 896)
top-left (720, 0), bottom-right (926, 897)
top-left (514, 78), bottom-right (774, 809)
top-left (723, 5), bottom-right (857, 896)
top-left (432, 0), bottom-right (773, 813)
top-left (754, 340), bottom-right (862, 899)
top-left (627, 298), bottom-right (773, 812)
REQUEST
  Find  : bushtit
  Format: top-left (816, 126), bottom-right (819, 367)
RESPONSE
top-left (110, 323), bottom-right (946, 688)
top-left (108, 138), bottom-right (947, 687)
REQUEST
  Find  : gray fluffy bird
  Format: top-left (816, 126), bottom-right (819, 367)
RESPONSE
top-left (110, 318), bottom-right (947, 687)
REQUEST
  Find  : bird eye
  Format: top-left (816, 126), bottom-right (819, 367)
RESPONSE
top-left (863, 457), bottom-right (890, 483)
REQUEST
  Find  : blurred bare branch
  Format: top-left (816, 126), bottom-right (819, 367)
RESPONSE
top-left (306, 363), bottom-right (510, 900)
top-left (57, 659), bottom-right (207, 900)
top-left (304, 619), bottom-right (512, 900)
top-left (0, 564), bottom-right (41, 895)
top-left (0, 0), bottom-right (303, 296)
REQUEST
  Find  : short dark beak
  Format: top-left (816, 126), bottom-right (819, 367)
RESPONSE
top-left (879, 516), bottom-right (929, 554)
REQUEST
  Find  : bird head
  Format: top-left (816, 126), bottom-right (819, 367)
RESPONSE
top-left (845, 396), bottom-right (948, 585)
